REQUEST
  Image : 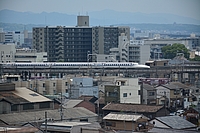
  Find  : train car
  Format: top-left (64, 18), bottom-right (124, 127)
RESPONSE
top-left (51, 62), bottom-right (95, 69)
top-left (1, 62), bottom-right (150, 69)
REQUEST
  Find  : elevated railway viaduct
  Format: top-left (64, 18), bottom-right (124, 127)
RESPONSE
top-left (1, 64), bottom-right (200, 84)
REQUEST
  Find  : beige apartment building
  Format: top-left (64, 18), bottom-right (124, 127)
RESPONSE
top-left (13, 78), bottom-right (69, 95)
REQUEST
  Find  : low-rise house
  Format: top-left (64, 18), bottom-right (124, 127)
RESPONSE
top-left (70, 77), bottom-right (99, 99)
top-left (78, 95), bottom-right (98, 104)
top-left (155, 82), bottom-right (189, 109)
top-left (104, 78), bottom-right (141, 104)
top-left (142, 83), bottom-right (157, 105)
top-left (40, 121), bottom-right (101, 133)
top-left (63, 99), bottom-right (96, 113)
top-left (150, 116), bottom-right (197, 130)
top-left (0, 126), bottom-right (41, 133)
top-left (149, 127), bottom-right (200, 133)
top-left (0, 107), bottom-right (98, 127)
top-left (183, 106), bottom-right (200, 126)
top-left (0, 83), bottom-right (53, 114)
top-left (102, 103), bottom-right (169, 119)
top-left (103, 112), bottom-right (149, 132)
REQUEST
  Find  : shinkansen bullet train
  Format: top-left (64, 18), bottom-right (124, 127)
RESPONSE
top-left (1, 62), bottom-right (150, 69)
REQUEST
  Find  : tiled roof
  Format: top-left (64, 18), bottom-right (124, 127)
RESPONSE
top-left (0, 91), bottom-right (29, 104)
top-left (78, 95), bottom-right (98, 103)
top-left (155, 116), bottom-right (196, 129)
top-left (143, 84), bottom-right (156, 91)
top-left (149, 127), bottom-right (199, 133)
top-left (63, 99), bottom-right (83, 108)
top-left (95, 97), bottom-right (105, 104)
top-left (103, 112), bottom-right (149, 121)
top-left (0, 87), bottom-right (51, 104)
top-left (102, 103), bottom-right (163, 113)
top-left (0, 107), bottom-right (97, 126)
top-left (162, 82), bottom-right (189, 90)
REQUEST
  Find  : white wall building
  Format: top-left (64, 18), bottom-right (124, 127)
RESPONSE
top-left (0, 43), bottom-right (16, 63)
top-left (96, 54), bottom-right (117, 62)
top-left (15, 48), bottom-right (47, 62)
top-left (116, 78), bottom-right (141, 104)
top-left (110, 33), bottom-right (129, 62)
top-left (70, 77), bottom-right (99, 98)
top-left (0, 43), bottom-right (47, 63)
top-left (155, 86), bottom-right (170, 106)
top-left (13, 31), bottom-right (24, 46)
top-left (129, 40), bottom-right (150, 64)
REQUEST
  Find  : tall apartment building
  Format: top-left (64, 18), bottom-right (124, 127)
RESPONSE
top-left (33, 16), bottom-right (130, 62)
top-left (33, 26), bottom-right (92, 62)
top-left (110, 33), bottom-right (129, 62)
top-left (92, 26), bottom-right (130, 55)
top-left (129, 44), bottom-right (150, 64)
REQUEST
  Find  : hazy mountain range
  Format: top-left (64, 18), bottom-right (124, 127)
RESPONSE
top-left (0, 9), bottom-right (200, 26)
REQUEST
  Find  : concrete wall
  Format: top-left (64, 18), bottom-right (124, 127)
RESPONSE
top-left (120, 86), bottom-right (140, 104)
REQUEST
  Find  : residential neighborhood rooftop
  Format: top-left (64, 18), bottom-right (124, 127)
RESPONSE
top-left (154, 116), bottom-right (197, 129)
top-left (103, 103), bottom-right (164, 113)
top-left (0, 87), bottom-right (52, 104)
top-left (103, 112), bottom-right (149, 121)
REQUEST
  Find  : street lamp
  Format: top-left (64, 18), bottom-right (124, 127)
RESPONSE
top-left (87, 51), bottom-right (90, 62)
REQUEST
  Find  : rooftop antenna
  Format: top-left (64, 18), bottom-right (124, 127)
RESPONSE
top-left (45, 15), bottom-right (46, 25)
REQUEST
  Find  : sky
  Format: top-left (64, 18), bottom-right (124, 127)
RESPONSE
top-left (0, 0), bottom-right (200, 20)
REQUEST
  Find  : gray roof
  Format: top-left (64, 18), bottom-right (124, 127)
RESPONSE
top-left (63, 99), bottom-right (83, 108)
top-left (103, 112), bottom-right (149, 121)
top-left (0, 107), bottom-right (97, 126)
top-left (143, 84), bottom-right (156, 91)
top-left (149, 127), bottom-right (199, 133)
top-left (155, 116), bottom-right (196, 129)
top-left (162, 82), bottom-right (189, 90)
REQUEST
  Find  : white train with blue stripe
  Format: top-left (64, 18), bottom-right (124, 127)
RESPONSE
top-left (2, 62), bottom-right (150, 69)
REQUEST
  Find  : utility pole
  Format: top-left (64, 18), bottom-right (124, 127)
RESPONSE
top-left (45, 111), bottom-right (47, 133)
top-left (60, 92), bottom-right (63, 121)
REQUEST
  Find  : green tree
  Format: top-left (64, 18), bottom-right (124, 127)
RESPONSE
top-left (189, 56), bottom-right (200, 61)
top-left (161, 43), bottom-right (190, 59)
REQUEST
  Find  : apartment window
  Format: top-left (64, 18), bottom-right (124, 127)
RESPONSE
top-left (106, 122), bottom-right (116, 127)
top-left (30, 84), bottom-right (32, 88)
top-left (174, 90), bottom-right (180, 95)
top-left (53, 90), bottom-right (57, 94)
top-left (43, 83), bottom-right (45, 87)
top-left (53, 83), bottom-right (56, 87)
top-left (65, 82), bottom-right (68, 86)
top-left (11, 105), bottom-right (18, 111)
top-left (23, 103), bottom-right (34, 110)
top-left (108, 92), bottom-right (118, 97)
top-left (123, 93), bottom-right (127, 97)
top-left (39, 102), bottom-right (50, 109)
top-left (149, 92), bottom-right (155, 96)
top-left (80, 118), bottom-right (88, 122)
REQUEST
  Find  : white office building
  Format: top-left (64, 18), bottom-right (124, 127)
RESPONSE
top-left (0, 43), bottom-right (16, 63)
top-left (0, 43), bottom-right (47, 63)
